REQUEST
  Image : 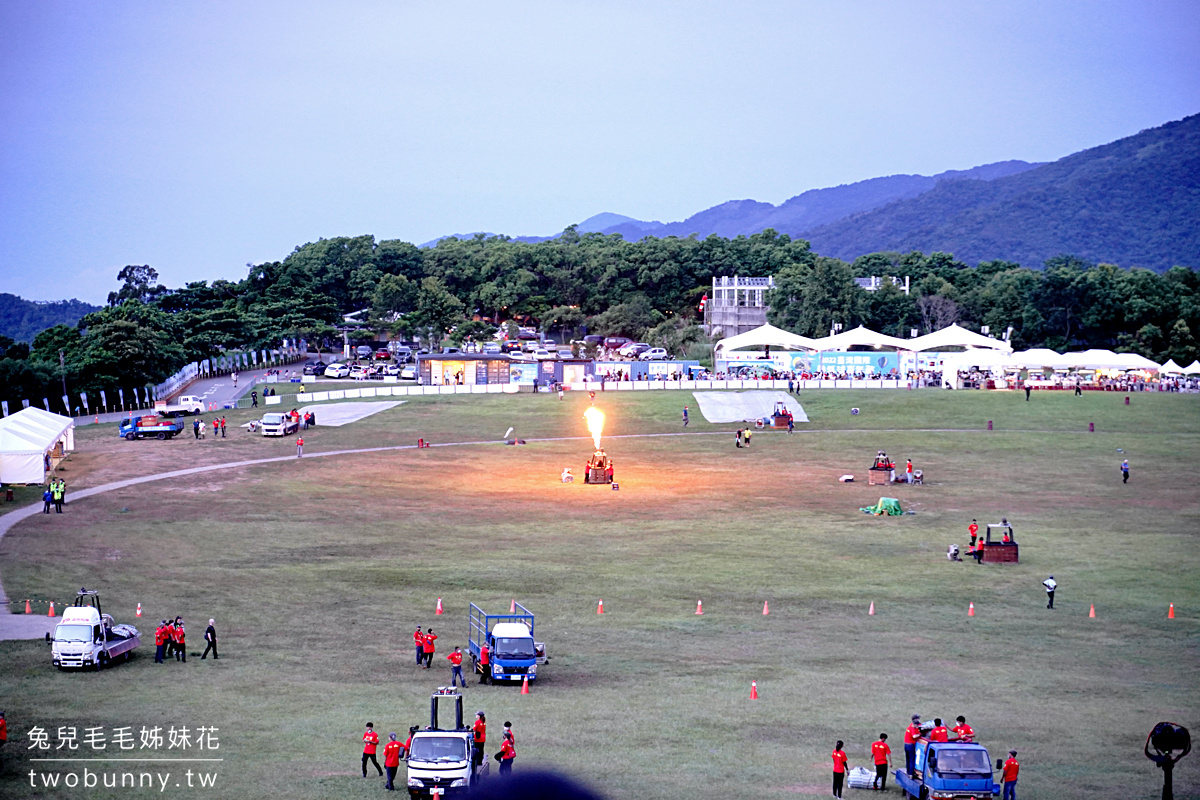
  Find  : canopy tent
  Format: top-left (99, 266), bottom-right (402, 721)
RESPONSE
top-left (942, 349), bottom-right (1013, 371)
top-left (906, 323), bottom-right (1013, 353)
top-left (1185, 360), bottom-right (1200, 375)
top-left (1109, 352), bottom-right (1161, 372)
top-left (1058, 349), bottom-right (1159, 371)
top-left (713, 323), bottom-right (821, 359)
top-left (1160, 359), bottom-right (1185, 374)
top-left (0, 407), bottom-right (75, 484)
top-left (1008, 348), bottom-right (1076, 370)
top-left (808, 325), bottom-right (913, 351)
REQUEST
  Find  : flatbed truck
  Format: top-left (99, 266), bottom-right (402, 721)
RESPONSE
top-left (895, 737), bottom-right (1001, 799)
top-left (467, 602), bottom-right (547, 684)
top-left (119, 415), bottom-right (185, 440)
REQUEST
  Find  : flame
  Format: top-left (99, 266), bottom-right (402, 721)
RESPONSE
top-left (582, 407), bottom-right (605, 450)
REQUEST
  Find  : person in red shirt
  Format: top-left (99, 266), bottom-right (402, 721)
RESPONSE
top-left (903, 715), bottom-right (922, 777)
top-left (383, 732), bottom-right (403, 790)
top-left (448, 646), bottom-right (465, 687)
top-left (929, 718), bottom-right (949, 742)
top-left (413, 627), bottom-right (424, 665)
top-left (0, 709), bottom-right (7, 748)
top-left (498, 727), bottom-right (516, 775)
top-left (1002, 750), bottom-right (1019, 800)
top-left (296, 436), bottom-right (304, 457)
top-left (478, 641), bottom-right (490, 684)
top-left (968, 519), bottom-right (979, 548)
top-left (871, 733), bottom-right (892, 790)
top-left (952, 716), bottom-right (975, 742)
top-left (831, 740), bottom-right (849, 798)
top-left (154, 621), bottom-right (168, 664)
top-left (422, 629), bottom-right (437, 669)
top-left (472, 712), bottom-right (487, 771)
top-left (361, 722), bottom-right (382, 777)
top-left (172, 618), bottom-right (186, 662)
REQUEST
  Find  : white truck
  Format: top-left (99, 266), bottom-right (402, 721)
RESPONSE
top-left (155, 395), bottom-right (206, 417)
top-left (49, 589), bottom-right (141, 670)
top-left (406, 689), bottom-right (479, 798)
top-left (259, 412), bottom-right (299, 436)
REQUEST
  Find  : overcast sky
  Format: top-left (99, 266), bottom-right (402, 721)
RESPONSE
top-left (2, 1), bottom-right (1198, 304)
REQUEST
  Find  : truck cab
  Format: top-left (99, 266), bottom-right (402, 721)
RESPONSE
top-left (406, 689), bottom-right (475, 797)
top-left (468, 603), bottom-right (547, 684)
top-left (49, 589), bottom-right (140, 670)
top-left (895, 739), bottom-right (1000, 799)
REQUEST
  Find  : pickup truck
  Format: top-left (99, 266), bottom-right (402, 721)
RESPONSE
top-left (119, 415), bottom-right (185, 440)
top-left (895, 738), bottom-right (1001, 799)
top-left (155, 395), bottom-right (205, 416)
top-left (405, 689), bottom-right (477, 797)
top-left (467, 602), bottom-right (547, 684)
top-left (50, 589), bottom-right (140, 670)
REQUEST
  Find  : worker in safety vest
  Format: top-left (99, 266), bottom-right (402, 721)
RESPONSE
top-left (478, 641), bottom-right (490, 684)
top-left (472, 712), bottom-right (486, 770)
top-left (952, 716), bottom-right (974, 742)
top-left (929, 719), bottom-right (949, 741)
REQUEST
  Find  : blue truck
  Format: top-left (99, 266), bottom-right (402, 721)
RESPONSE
top-left (118, 415), bottom-right (185, 440)
top-left (895, 738), bottom-right (1001, 799)
top-left (467, 602), bottom-right (548, 684)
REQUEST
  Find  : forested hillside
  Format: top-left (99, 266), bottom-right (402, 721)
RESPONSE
top-left (0, 294), bottom-right (100, 342)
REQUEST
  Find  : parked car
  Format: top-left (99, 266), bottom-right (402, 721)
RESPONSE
top-left (400, 365), bottom-right (417, 380)
top-left (482, 342), bottom-right (501, 354)
top-left (532, 348), bottom-right (554, 360)
top-left (619, 342), bottom-right (651, 357)
top-left (583, 335), bottom-right (604, 346)
top-left (604, 336), bottom-right (632, 351)
top-left (639, 347), bottom-right (669, 360)
top-left (302, 360), bottom-right (327, 376)
top-left (374, 349), bottom-right (391, 361)
top-left (556, 346), bottom-right (574, 358)
top-left (325, 363), bottom-right (350, 378)
top-left (355, 345), bottom-right (373, 359)
top-left (382, 364), bottom-right (401, 376)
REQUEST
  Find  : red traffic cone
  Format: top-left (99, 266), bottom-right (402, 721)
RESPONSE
top-left (94, 415), bottom-right (99, 424)
top-left (750, 680), bottom-right (759, 700)
top-left (868, 601), bottom-right (876, 616)
top-left (762, 600), bottom-right (769, 615)
top-left (25, 599), bottom-right (32, 614)
top-left (435, 598), bottom-right (443, 615)
top-left (48, 601), bottom-right (55, 617)
top-left (695, 600), bottom-right (704, 615)
top-left (597, 599), bottom-right (604, 614)
top-left (967, 602), bottom-right (975, 617)
top-left (1168, 603), bottom-right (1175, 619)
top-left (136, 603), bottom-right (142, 618)
top-left (418, 437), bottom-right (425, 448)
top-left (1088, 604), bottom-right (1095, 618)
top-left (521, 676), bottom-right (529, 694)
top-left (510, 599), bottom-right (516, 613)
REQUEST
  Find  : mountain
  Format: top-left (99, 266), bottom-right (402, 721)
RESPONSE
top-left (801, 114), bottom-right (1200, 270)
top-left (0, 294), bottom-right (100, 343)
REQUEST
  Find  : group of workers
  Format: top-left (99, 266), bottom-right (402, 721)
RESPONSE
top-left (871, 451), bottom-right (918, 483)
top-left (362, 714), bottom-right (517, 791)
top-left (41, 478), bottom-right (66, 513)
top-left (948, 518), bottom-right (1015, 564)
top-left (152, 617), bottom-right (217, 663)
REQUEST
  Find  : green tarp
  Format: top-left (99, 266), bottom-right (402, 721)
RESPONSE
top-left (860, 497), bottom-right (903, 516)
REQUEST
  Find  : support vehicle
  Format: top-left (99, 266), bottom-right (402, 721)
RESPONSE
top-left (259, 412), bottom-right (299, 436)
top-left (467, 603), bottom-right (547, 684)
top-left (895, 737), bottom-right (1001, 799)
top-left (49, 589), bottom-right (141, 670)
top-left (155, 395), bottom-right (205, 416)
top-left (118, 415), bottom-right (185, 440)
top-left (406, 688), bottom-right (476, 797)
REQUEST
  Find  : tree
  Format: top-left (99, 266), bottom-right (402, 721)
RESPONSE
top-left (108, 265), bottom-right (168, 307)
top-left (766, 257), bottom-right (862, 338)
top-left (589, 295), bottom-right (660, 338)
top-left (413, 277), bottom-right (465, 343)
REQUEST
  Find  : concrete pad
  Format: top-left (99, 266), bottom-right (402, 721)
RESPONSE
top-left (299, 400), bottom-right (405, 427)
top-left (0, 613), bottom-right (58, 640)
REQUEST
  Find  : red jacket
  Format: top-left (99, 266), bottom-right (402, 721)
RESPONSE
top-left (422, 633), bottom-right (437, 653)
top-left (362, 730), bottom-right (379, 754)
top-left (499, 738), bottom-right (515, 760)
top-left (171, 625), bottom-right (184, 644)
top-left (479, 644), bottom-right (490, 665)
top-left (155, 626), bottom-right (167, 646)
top-left (473, 719), bottom-right (486, 744)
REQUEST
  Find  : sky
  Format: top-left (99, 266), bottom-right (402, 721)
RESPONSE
top-left (2, 1), bottom-right (1198, 304)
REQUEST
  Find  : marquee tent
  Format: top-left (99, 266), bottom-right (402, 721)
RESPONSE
top-left (1160, 359), bottom-right (1185, 374)
top-left (0, 407), bottom-right (75, 485)
top-left (807, 325), bottom-right (912, 351)
top-left (713, 323), bottom-right (821, 359)
top-left (1185, 360), bottom-right (1200, 375)
top-left (907, 323), bottom-right (1012, 353)
top-left (1008, 349), bottom-right (1076, 370)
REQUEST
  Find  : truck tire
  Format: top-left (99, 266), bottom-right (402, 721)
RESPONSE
top-left (156, 432), bottom-right (167, 440)
top-left (97, 652), bottom-right (109, 670)
top-left (125, 433), bottom-right (136, 441)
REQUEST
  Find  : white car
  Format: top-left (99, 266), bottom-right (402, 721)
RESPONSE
top-left (482, 342), bottom-right (501, 354)
top-left (349, 366), bottom-right (371, 380)
top-left (639, 347), bottom-right (669, 360)
top-left (619, 342), bottom-right (650, 358)
top-left (382, 364), bottom-right (401, 376)
top-left (400, 365), bottom-right (417, 380)
top-left (324, 363), bottom-right (350, 378)
top-left (556, 346), bottom-right (574, 358)
top-left (532, 348), bottom-right (555, 360)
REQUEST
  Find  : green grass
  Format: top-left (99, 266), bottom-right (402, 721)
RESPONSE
top-left (1, 389), bottom-right (1198, 799)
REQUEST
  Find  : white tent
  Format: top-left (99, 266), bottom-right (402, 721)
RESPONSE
top-left (808, 325), bottom-right (913, 351)
top-left (1061, 349), bottom-right (1128, 370)
top-left (1109, 352), bottom-right (1161, 372)
top-left (1008, 348), bottom-right (1075, 370)
top-left (942, 349), bottom-right (1013, 371)
top-left (906, 323), bottom-right (1013, 353)
top-left (713, 323), bottom-right (821, 359)
top-left (0, 407), bottom-right (75, 484)
top-left (1184, 360), bottom-right (1200, 375)
top-left (1160, 359), bottom-right (1185, 374)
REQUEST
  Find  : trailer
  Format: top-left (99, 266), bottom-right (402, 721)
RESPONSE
top-left (895, 738), bottom-right (1001, 799)
top-left (118, 415), bottom-right (185, 440)
top-left (49, 589), bottom-right (141, 670)
top-left (467, 602), bottom-right (547, 684)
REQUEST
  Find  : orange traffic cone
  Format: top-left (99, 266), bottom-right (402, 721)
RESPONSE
top-left (136, 603), bottom-right (142, 618)
top-left (597, 599), bottom-right (604, 614)
top-left (695, 600), bottom-right (704, 615)
top-left (510, 599), bottom-right (516, 613)
top-left (521, 676), bottom-right (529, 694)
top-left (25, 599), bottom-right (31, 614)
top-left (967, 602), bottom-right (975, 617)
top-left (869, 601), bottom-right (876, 616)
top-left (750, 681), bottom-right (759, 699)
top-left (1089, 604), bottom-right (1095, 618)
top-left (48, 601), bottom-right (55, 617)
top-left (94, 414), bottom-right (99, 424)
top-left (762, 600), bottom-right (769, 615)
top-left (1169, 603), bottom-right (1175, 619)
top-left (435, 598), bottom-right (443, 615)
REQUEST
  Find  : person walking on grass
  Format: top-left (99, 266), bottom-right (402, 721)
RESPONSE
top-left (1043, 575), bottom-right (1057, 609)
top-left (414, 626), bottom-right (424, 665)
top-left (448, 646), bottom-right (466, 687)
top-left (383, 732), bottom-right (402, 791)
top-left (251, 390), bottom-right (258, 408)
top-left (201, 619), bottom-right (218, 660)
top-left (871, 732), bottom-right (892, 790)
top-left (51, 479), bottom-right (65, 513)
top-left (1002, 750), bottom-right (1019, 800)
top-left (682, 406), bottom-right (689, 427)
top-left (154, 620), bottom-right (168, 663)
top-left (361, 723), bottom-right (382, 778)
top-left (422, 628), bottom-right (437, 668)
top-left (832, 740), bottom-right (850, 798)
top-left (42, 485), bottom-right (52, 514)
top-left (296, 436), bottom-right (304, 457)
top-left (173, 617), bottom-right (186, 662)
top-left (497, 725), bottom-right (515, 775)
top-left (1121, 459), bottom-right (1130, 484)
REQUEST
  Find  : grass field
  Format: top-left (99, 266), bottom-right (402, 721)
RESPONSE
top-left (1, 388), bottom-right (1198, 799)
